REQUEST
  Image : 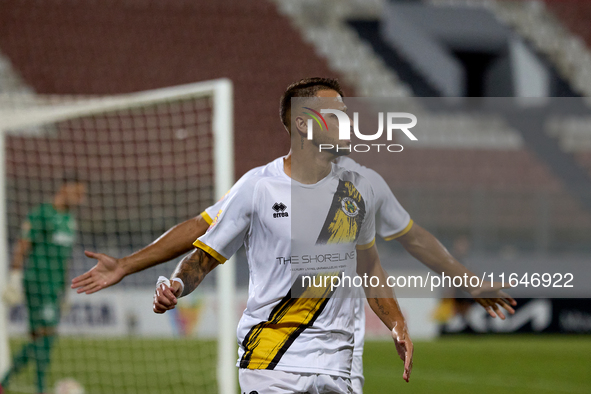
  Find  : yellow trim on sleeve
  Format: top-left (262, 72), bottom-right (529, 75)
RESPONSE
top-left (193, 239), bottom-right (227, 264)
top-left (356, 237), bottom-right (376, 251)
top-left (383, 219), bottom-right (414, 241)
top-left (201, 210), bottom-right (213, 225)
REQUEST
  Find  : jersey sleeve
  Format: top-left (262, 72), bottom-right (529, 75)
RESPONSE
top-left (356, 179), bottom-right (376, 250)
top-left (201, 166), bottom-right (262, 225)
top-left (193, 176), bottom-right (258, 264)
top-left (361, 167), bottom-right (412, 241)
top-left (201, 196), bottom-right (226, 225)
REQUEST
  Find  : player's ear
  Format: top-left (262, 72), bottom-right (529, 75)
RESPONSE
top-left (293, 115), bottom-right (307, 138)
top-left (294, 116), bottom-right (305, 132)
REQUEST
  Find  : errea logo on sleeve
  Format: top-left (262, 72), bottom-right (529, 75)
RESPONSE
top-left (206, 209), bottom-right (222, 232)
top-left (272, 202), bottom-right (289, 218)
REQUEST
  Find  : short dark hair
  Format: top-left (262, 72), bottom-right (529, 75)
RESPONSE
top-left (279, 77), bottom-right (344, 130)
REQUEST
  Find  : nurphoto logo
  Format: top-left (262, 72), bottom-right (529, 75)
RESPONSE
top-left (306, 109), bottom-right (418, 153)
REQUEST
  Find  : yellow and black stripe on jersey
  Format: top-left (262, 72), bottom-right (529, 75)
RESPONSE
top-left (316, 179), bottom-right (366, 245)
top-left (239, 273), bottom-right (338, 370)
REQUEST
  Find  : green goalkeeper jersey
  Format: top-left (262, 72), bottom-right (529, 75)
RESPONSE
top-left (22, 203), bottom-right (76, 296)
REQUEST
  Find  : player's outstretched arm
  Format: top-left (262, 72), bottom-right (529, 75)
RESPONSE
top-left (72, 214), bottom-right (211, 294)
top-left (2, 237), bottom-right (31, 305)
top-left (357, 244), bottom-right (413, 383)
top-left (396, 223), bottom-right (517, 319)
top-left (153, 247), bottom-right (219, 313)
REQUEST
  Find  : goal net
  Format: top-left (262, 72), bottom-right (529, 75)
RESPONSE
top-left (0, 79), bottom-right (236, 394)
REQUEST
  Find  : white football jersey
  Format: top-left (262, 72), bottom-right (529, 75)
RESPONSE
top-left (195, 157), bottom-right (376, 377)
top-left (203, 156), bottom-right (412, 240)
top-left (201, 156), bottom-right (413, 380)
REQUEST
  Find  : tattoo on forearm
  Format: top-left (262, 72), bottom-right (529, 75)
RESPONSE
top-left (373, 298), bottom-right (390, 316)
top-left (173, 249), bottom-right (214, 297)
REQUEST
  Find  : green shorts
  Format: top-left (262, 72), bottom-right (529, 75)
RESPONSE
top-left (24, 281), bottom-right (62, 330)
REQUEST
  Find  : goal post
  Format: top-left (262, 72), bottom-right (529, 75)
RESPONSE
top-left (0, 126), bottom-right (9, 380)
top-left (210, 81), bottom-right (237, 394)
top-left (0, 79), bottom-right (236, 394)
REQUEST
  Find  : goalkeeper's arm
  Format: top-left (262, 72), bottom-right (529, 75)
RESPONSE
top-left (153, 247), bottom-right (219, 313)
top-left (2, 233), bottom-right (31, 305)
top-left (11, 238), bottom-right (31, 271)
top-left (72, 214), bottom-right (211, 294)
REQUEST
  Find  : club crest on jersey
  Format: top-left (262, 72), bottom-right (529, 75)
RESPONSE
top-left (341, 197), bottom-right (359, 217)
top-left (316, 180), bottom-right (366, 245)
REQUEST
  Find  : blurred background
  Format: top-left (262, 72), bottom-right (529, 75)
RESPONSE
top-left (0, 0), bottom-right (590, 393)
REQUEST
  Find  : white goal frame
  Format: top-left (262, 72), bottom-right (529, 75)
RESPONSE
top-left (0, 79), bottom-right (236, 394)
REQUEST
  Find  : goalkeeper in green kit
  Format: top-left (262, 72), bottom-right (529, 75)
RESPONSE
top-left (1, 175), bottom-right (86, 394)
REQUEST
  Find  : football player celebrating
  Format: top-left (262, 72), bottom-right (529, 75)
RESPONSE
top-left (73, 78), bottom-right (515, 393)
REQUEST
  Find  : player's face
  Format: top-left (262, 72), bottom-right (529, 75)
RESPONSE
top-left (309, 89), bottom-right (351, 156)
top-left (63, 183), bottom-right (87, 207)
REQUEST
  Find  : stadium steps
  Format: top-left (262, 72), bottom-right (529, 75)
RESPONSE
top-left (273, 0), bottom-right (412, 97)
top-left (415, 0), bottom-right (591, 214)
top-left (347, 19), bottom-right (441, 97)
top-left (331, 0), bottom-right (590, 210)
top-left (0, 51), bottom-right (33, 94)
top-left (489, 0), bottom-right (591, 97)
top-left (486, 0), bottom-right (591, 211)
top-left (547, 115), bottom-right (591, 178)
top-left (504, 107), bottom-right (591, 212)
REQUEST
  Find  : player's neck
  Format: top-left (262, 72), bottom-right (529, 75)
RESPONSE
top-left (53, 194), bottom-right (68, 212)
top-left (288, 146), bottom-right (334, 184)
top-left (283, 153), bottom-right (292, 178)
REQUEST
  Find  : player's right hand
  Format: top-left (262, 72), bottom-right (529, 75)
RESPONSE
top-left (71, 251), bottom-right (126, 294)
top-left (153, 277), bottom-right (182, 314)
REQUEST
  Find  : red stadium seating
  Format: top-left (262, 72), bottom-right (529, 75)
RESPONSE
top-left (0, 0), bottom-right (351, 176)
top-left (543, 0), bottom-right (591, 48)
top-left (2, 0), bottom-right (590, 233)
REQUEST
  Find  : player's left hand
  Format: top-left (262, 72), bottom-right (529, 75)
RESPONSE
top-left (2, 269), bottom-right (23, 306)
top-left (469, 281), bottom-right (517, 320)
top-left (392, 322), bottom-right (413, 383)
top-left (153, 277), bottom-right (182, 314)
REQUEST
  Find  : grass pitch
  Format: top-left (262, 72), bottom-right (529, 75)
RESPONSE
top-left (363, 335), bottom-right (591, 394)
top-left (5, 336), bottom-right (591, 393)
